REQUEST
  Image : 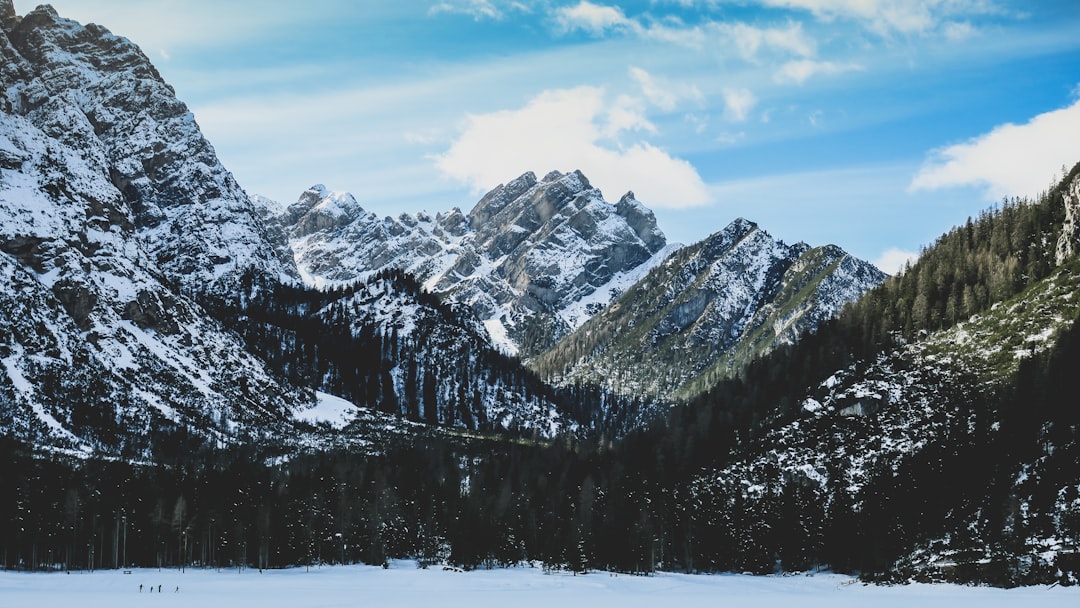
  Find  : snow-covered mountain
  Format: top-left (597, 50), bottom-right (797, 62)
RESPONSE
top-left (225, 271), bottom-right (581, 438)
top-left (681, 168), bottom-right (1080, 583)
top-left (532, 218), bottom-right (886, 400)
top-left (266, 170), bottom-right (673, 358)
top-left (2, 2), bottom-right (296, 296)
top-left (0, 2), bottom-right (582, 454)
top-left (0, 3), bottom-right (311, 456)
top-left (267, 169), bottom-right (885, 405)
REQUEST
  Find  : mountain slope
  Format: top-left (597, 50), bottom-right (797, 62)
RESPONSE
top-left (268, 170), bottom-right (672, 358)
top-left (2, 2), bottom-right (295, 296)
top-left (674, 164), bottom-right (1080, 583)
top-left (219, 270), bottom-right (581, 438)
top-left (0, 105), bottom-right (309, 457)
top-left (531, 218), bottom-right (886, 400)
top-left (270, 173), bottom-right (884, 407)
top-left (0, 2), bottom-right (578, 456)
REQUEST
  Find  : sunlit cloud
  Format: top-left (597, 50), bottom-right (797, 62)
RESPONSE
top-left (554, 0), bottom-right (632, 34)
top-left (910, 97), bottom-right (1080, 200)
top-left (434, 87), bottom-right (711, 208)
top-left (873, 247), bottom-right (919, 275)
top-left (554, 1), bottom-right (707, 48)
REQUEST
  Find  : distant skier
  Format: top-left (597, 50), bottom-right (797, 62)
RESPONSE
top-left (139, 584), bottom-right (143, 592)
top-left (158, 584), bottom-right (162, 593)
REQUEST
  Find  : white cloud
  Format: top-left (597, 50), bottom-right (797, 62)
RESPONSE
top-left (774, 59), bottom-right (863, 84)
top-left (629, 67), bottom-right (704, 111)
top-left (711, 21), bottom-right (816, 61)
top-left (753, 0), bottom-right (1000, 37)
top-left (873, 247), bottom-right (919, 275)
top-left (942, 21), bottom-right (976, 42)
top-left (554, 1), bottom-right (706, 48)
top-left (554, 1), bottom-right (634, 34)
top-left (434, 87), bottom-right (711, 208)
top-left (428, 0), bottom-right (504, 20)
top-left (722, 88), bottom-right (757, 122)
top-left (910, 97), bottom-right (1080, 200)
top-left (604, 94), bottom-right (658, 137)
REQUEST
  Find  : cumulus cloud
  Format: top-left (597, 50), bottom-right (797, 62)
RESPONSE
top-left (910, 97), bottom-right (1080, 200)
top-left (434, 87), bottom-right (711, 208)
top-left (873, 247), bottom-right (919, 275)
top-left (554, 0), bottom-right (632, 33)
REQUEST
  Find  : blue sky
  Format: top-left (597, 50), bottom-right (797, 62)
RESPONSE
top-left (42, 0), bottom-right (1080, 272)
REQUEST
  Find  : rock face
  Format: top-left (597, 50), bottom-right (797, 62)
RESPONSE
top-left (272, 171), bottom-right (885, 402)
top-left (270, 170), bottom-right (672, 358)
top-left (531, 219), bottom-right (886, 400)
top-left (0, 3), bottom-right (308, 456)
top-left (2, 3), bottom-right (295, 296)
top-left (0, 3), bottom-right (584, 452)
top-left (275, 184), bottom-right (470, 290)
top-left (1055, 171), bottom-right (1080, 266)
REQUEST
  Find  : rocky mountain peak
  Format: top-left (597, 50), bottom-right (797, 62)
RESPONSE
top-left (0, 0), bottom-right (18, 31)
top-left (1, 2), bottom-right (296, 295)
top-left (468, 171), bottom-right (538, 227)
top-left (275, 168), bottom-right (672, 356)
top-left (615, 191), bottom-right (665, 252)
top-left (532, 217), bottom-right (885, 400)
top-left (285, 185), bottom-right (364, 238)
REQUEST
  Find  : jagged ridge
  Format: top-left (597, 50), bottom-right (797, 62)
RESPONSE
top-left (531, 218), bottom-right (886, 401)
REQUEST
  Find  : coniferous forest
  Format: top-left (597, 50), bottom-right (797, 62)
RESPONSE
top-left (2, 166), bottom-right (1080, 587)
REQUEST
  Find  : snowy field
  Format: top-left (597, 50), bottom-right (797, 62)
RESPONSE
top-left (0, 561), bottom-right (1075, 608)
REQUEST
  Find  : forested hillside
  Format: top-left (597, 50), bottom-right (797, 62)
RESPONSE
top-left (4, 164), bottom-right (1078, 585)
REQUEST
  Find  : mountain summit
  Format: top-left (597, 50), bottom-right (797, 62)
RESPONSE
top-left (0, 2), bottom-right (308, 455)
top-left (268, 169), bottom-right (674, 358)
top-left (532, 218), bottom-right (887, 400)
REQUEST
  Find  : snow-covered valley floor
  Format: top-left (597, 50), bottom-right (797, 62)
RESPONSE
top-left (0, 561), bottom-right (1074, 608)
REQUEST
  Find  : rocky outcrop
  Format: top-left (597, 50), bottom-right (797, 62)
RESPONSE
top-left (271, 170), bottom-right (671, 357)
top-left (0, 4), bottom-right (309, 456)
top-left (531, 219), bottom-right (886, 401)
top-left (1055, 171), bottom-right (1080, 266)
top-left (0, 0), bottom-right (18, 31)
top-left (2, 3), bottom-right (296, 296)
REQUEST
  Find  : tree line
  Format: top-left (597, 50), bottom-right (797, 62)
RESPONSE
top-left (1, 165), bottom-right (1078, 585)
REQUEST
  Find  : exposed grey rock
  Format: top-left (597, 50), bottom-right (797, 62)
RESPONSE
top-left (1055, 172), bottom-right (1080, 266)
top-left (0, 5), bottom-right (309, 457)
top-left (0, 0), bottom-right (17, 33)
top-left (3, 4), bottom-right (296, 296)
top-left (273, 170), bottom-right (671, 357)
top-left (531, 219), bottom-right (887, 401)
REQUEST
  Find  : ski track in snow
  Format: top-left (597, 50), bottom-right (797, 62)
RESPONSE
top-left (0, 562), bottom-right (1074, 608)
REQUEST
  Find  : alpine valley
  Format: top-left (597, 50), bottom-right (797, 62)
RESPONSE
top-left (0, 1), bottom-right (1077, 589)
